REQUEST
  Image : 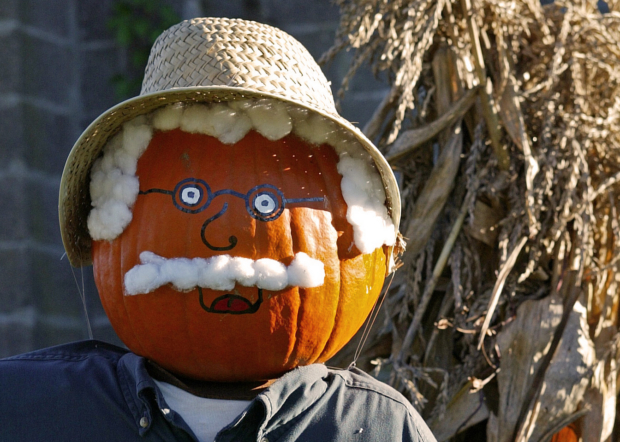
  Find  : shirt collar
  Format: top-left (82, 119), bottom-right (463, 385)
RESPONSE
top-left (117, 352), bottom-right (160, 436)
top-left (117, 352), bottom-right (332, 441)
top-left (145, 359), bottom-right (276, 400)
top-left (218, 364), bottom-right (330, 441)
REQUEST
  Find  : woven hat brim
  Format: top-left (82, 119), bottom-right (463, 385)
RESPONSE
top-left (59, 86), bottom-right (401, 267)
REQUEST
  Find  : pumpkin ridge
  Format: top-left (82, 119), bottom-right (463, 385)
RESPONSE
top-left (293, 145), bottom-right (344, 365)
top-left (315, 262), bottom-right (342, 362)
top-left (118, 246), bottom-right (149, 358)
top-left (279, 150), bottom-right (327, 366)
top-left (318, 249), bottom-right (386, 362)
top-left (317, 259), bottom-right (347, 362)
top-left (283, 286), bottom-right (302, 368)
top-left (277, 143), bottom-right (301, 368)
top-left (94, 242), bottom-right (148, 357)
top-left (128, 224), bottom-right (195, 372)
top-left (285, 208), bottom-right (339, 366)
top-left (176, 174), bottom-right (204, 377)
top-left (315, 146), bottom-right (347, 362)
top-left (183, 289), bottom-right (202, 376)
top-left (113, 237), bottom-right (146, 354)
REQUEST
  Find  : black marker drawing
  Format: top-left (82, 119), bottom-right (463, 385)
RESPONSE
top-left (198, 288), bottom-right (263, 315)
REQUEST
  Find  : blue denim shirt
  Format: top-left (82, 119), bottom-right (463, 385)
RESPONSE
top-left (0, 340), bottom-right (436, 441)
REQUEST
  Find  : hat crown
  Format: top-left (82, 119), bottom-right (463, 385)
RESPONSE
top-left (141, 17), bottom-right (337, 116)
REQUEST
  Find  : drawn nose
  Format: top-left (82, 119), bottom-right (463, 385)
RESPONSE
top-left (200, 203), bottom-right (238, 251)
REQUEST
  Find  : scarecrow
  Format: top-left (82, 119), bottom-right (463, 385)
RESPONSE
top-left (0, 18), bottom-right (436, 442)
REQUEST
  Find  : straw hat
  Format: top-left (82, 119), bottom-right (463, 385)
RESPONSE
top-left (59, 17), bottom-right (401, 267)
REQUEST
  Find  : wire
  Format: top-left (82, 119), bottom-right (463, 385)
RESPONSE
top-left (351, 271), bottom-right (395, 367)
top-left (67, 257), bottom-right (93, 340)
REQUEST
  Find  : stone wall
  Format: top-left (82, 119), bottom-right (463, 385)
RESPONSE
top-left (0, 0), bottom-right (387, 357)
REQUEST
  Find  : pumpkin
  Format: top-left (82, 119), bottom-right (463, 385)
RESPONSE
top-left (93, 128), bottom-right (387, 382)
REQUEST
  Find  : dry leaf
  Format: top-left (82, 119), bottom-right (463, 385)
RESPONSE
top-left (492, 295), bottom-right (594, 442)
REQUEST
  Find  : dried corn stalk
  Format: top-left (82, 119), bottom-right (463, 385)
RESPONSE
top-left (324, 1), bottom-right (620, 440)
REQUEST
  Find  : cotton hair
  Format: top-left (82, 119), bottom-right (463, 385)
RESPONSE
top-left (124, 251), bottom-right (325, 295)
top-left (87, 117), bottom-right (152, 240)
top-left (338, 155), bottom-right (396, 253)
top-left (231, 99), bottom-right (292, 141)
top-left (88, 99), bottom-right (396, 251)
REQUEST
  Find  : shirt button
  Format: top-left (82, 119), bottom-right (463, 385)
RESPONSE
top-left (140, 417), bottom-right (149, 428)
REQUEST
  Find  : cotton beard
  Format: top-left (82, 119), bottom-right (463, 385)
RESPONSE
top-left (124, 251), bottom-right (326, 295)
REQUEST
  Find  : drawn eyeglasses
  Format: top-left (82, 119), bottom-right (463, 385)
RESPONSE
top-left (141, 178), bottom-right (324, 222)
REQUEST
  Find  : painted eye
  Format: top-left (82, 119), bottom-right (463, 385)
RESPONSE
top-left (181, 186), bottom-right (202, 205)
top-left (173, 178), bottom-right (212, 214)
top-left (246, 184), bottom-right (285, 221)
top-left (254, 194), bottom-right (277, 214)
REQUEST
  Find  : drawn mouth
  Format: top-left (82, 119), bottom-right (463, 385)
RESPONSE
top-left (198, 288), bottom-right (263, 315)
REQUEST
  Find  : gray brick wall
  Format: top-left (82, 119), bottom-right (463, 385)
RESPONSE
top-left (0, 0), bottom-right (387, 357)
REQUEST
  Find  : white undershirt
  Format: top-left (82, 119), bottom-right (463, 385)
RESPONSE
top-left (154, 380), bottom-right (251, 442)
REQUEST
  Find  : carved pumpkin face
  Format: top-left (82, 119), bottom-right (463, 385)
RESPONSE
top-left (93, 129), bottom-right (387, 381)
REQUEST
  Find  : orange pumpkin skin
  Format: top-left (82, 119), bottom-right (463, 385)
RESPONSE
top-left (93, 129), bottom-right (387, 382)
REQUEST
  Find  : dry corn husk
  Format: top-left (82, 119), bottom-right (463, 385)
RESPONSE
top-left (324, 1), bottom-right (620, 440)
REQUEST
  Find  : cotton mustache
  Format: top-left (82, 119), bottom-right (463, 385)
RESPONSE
top-left (124, 251), bottom-right (325, 295)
